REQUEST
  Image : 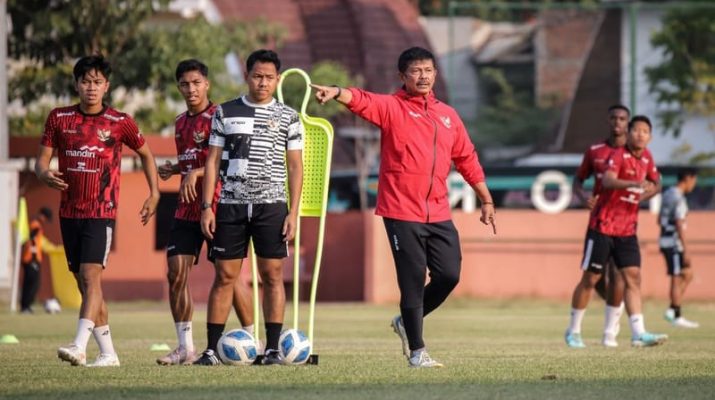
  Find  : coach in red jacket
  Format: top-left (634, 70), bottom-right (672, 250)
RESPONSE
top-left (313, 47), bottom-right (496, 368)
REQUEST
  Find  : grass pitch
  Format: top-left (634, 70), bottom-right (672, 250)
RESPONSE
top-left (1, 299), bottom-right (713, 399)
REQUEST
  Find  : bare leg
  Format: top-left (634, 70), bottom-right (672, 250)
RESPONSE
top-left (167, 255), bottom-right (195, 322)
top-left (232, 278), bottom-right (254, 327)
top-left (207, 259), bottom-right (243, 324)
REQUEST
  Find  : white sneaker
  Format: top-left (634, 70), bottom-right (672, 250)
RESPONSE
top-left (390, 315), bottom-right (410, 358)
top-left (408, 349), bottom-right (443, 368)
top-left (88, 353), bottom-right (120, 367)
top-left (664, 309), bottom-right (676, 323)
top-left (156, 347), bottom-right (196, 365)
top-left (57, 343), bottom-right (86, 366)
top-left (672, 317), bottom-right (700, 329)
top-left (602, 332), bottom-right (618, 348)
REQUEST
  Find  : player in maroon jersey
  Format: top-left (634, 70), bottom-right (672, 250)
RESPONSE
top-left (590, 115), bottom-right (667, 347)
top-left (155, 59), bottom-right (254, 365)
top-left (35, 56), bottom-right (160, 367)
top-left (565, 105), bottom-right (628, 348)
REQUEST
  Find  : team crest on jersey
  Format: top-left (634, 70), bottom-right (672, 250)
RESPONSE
top-left (440, 116), bottom-right (451, 129)
top-left (97, 129), bottom-right (111, 142)
top-left (193, 130), bottom-right (206, 143)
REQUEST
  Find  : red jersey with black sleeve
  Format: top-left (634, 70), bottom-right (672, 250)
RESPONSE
top-left (588, 147), bottom-right (660, 236)
top-left (40, 105), bottom-right (146, 219)
top-left (173, 103), bottom-right (221, 221)
top-left (575, 140), bottom-right (620, 196)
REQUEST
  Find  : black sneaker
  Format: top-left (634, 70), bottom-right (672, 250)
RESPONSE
top-left (192, 349), bottom-right (220, 366)
top-left (260, 349), bottom-right (284, 366)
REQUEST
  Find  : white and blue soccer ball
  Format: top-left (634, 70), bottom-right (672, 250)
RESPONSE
top-left (279, 329), bottom-right (312, 365)
top-left (217, 329), bottom-right (258, 366)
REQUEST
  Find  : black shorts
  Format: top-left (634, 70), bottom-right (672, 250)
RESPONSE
top-left (60, 218), bottom-right (115, 273)
top-left (167, 218), bottom-right (214, 263)
top-left (212, 203), bottom-right (288, 260)
top-left (580, 229), bottom-right (640, 273)
top-left (660, 248), bottom-right (688, 276)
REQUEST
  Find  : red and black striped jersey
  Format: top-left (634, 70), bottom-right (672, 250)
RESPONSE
top-left (575, 140), bottom-right (621, 196)
top-left (173, 103), bottom-right (221, 221)
top-left (41, 105), bottom-right (146, 219)
top-left (589, 147), bottom-right (660, 237)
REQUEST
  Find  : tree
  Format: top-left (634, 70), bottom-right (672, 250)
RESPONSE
top-left (645, 5), bottom-right (715, 139)
top-left (7, 0), bottom-right (287, 135)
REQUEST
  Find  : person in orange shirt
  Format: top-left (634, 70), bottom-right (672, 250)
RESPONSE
top-left (20, 207), bottom-right (53, 313)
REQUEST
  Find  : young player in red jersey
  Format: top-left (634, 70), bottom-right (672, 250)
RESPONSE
top-left (156, 59), bottom-right (254, 365)
top-left (35, 56), bottom-right (160, 366)
top-left (589, 115), bottom-right (667, 347)
top-left (565, 105), bottom-right (628, 348)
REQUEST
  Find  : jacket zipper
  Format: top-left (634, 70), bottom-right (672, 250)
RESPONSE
top-left (423, 99), bottom-right (438, 223)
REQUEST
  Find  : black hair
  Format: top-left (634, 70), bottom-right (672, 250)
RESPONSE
top-left (246, 49), bottom-right (281, 73)
top-left (39, 207), bottom-right (53, 222)
top-left (677, 168), bottom-right (698, 183)
top-left (175, 59), bottom-right (209, 82)
top-left (397, 47), bottom-right (436, 73)
top-left (73, 55), bottom-right (111, 81)
top-left (608, 104), bottom-right (630, 116)
top-left (628, 115), bottom-right (652, 131)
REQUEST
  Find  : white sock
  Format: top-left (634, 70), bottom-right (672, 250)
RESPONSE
top-left (629, 314), bottom-right (646, 338)
top-left (243, 324), bottom-right (254, 336)
top-left (603, 305), bottom-right (622, 335)
top-left (93, 325), bottom-right (116, 355)
top-left (73, 318), bottom-right (95, 351)
top-left (176, 321), bottom-right (194, 352)
top-left (568, 308), bottom-right (586, 334)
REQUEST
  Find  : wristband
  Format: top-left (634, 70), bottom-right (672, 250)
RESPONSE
top-left (200, 202), bottom-right (213, 210)
top-left (331, 85), bottom-right (342, 100)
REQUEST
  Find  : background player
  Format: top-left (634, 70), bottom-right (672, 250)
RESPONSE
top-left (566, 105), bottom-right (628, 348)
top-left (659, 168), bottom-right (699, 328)
top-left (156, 59), bottom-right (254, 365)
top-left (35, 55), bottom-right (160, 366)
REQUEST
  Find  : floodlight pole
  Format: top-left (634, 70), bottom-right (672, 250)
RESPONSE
top-left (0, 0), bottom-right (8, 161)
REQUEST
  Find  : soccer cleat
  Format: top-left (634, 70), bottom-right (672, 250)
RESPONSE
top-left (601, 332), bottom-right (618, 348)
top-left (408, 349), bottom-right (443, 368)
top-left (156, 347), bottom-right (196, 365)
top-left (259, 349), bottom-right (284, 366)
top-left (631, 332), bottom-right (668, 347)
top-left (87, 353), bottom-right (120, 367)
top-left (390, 315), bottom-right (410, 358)
top-left (564, 331), bottom-right (586, 348)
top-left (192, 349), bottom-right (220, 366)
top-left (664, 308), bottom-right (676, 323)
top-left (57, 343), bottom-right (86, 366)
top-left (672, 317), bottom-right (700, 329)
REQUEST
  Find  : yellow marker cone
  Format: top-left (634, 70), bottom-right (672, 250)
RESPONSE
top-left (0, 334), bottom-right (20, 344)
top-left (150, 343), bottom-right (171, 351)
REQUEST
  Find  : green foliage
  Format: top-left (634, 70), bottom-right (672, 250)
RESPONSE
top-left (645, 6), bottom-right (715, 138)
top-left (418, 0), bottom-right (599, 18)
top-left (280, 61), bottom-right (359, 120)
top-left (473, 68), bottom-right (555, 147)
top-left (7, 1), bottom-right (286, 135)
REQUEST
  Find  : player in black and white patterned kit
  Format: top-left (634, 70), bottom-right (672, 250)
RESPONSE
top-left (194, 50), bottom-right (304, 366)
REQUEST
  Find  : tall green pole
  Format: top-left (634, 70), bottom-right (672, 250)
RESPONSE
top-left (629, 2), bottom-right (638, 115)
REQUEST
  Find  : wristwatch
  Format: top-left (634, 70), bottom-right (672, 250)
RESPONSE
top-left (200, 202), bottom-right (213, 210)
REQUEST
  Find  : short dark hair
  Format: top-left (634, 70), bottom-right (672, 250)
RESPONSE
top-left (246, 49), bottom-right (281, 73)
top-left (175, 59), bottom-right (209, 82)
top-left (608, 104), bottom-right (630, 116)
top-left (73, 55), bottom-right (111, 81)
top-left (398, 47), bottom-right (436, 73)
top-left (39, 207), bottom-right (53, 222)
top-left (628, 115), bottom-right (652, 131)
top-left (677, 167), bottom-right (698, 182)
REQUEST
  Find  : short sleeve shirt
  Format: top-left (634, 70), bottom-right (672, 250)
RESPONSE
top-left (575, 140), bottom-right (620, 196)
top-left (40, 105), bottom-right (145, 219)
top-left (208, 96), bottom-right (303, 204)
top-left (658, 186), bottom-right (687, 250)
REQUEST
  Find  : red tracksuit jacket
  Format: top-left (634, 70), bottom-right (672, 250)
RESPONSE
top-left (346, 87), bottom-right (486, 223)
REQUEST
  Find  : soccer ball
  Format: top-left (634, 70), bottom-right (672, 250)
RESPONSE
top-left (44, 298), bottom-right (61, 314)
top-left (279, 329), bottom-right (312, 365)
top-left (217, 329), bottom-right (258, 366)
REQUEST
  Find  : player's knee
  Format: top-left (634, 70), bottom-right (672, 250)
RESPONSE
top-left (436, 269), bottom-right (460, 289)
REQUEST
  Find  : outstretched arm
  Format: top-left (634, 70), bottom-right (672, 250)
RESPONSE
top-left (310, 84), bottom-right (353, 106)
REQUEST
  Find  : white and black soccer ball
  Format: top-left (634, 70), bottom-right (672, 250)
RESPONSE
top-left (279, 329), bottom-right (312, 365)
top-left (44, 298), bottom-right (61, 314)
top-left (217, 329), bottom-right (258, 366)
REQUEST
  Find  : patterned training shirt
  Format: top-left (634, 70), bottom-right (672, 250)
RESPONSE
top-left (173, 103), bottom-right (221, 221)
top-left (658, 186), bottom-right (687, 251)
top-left (208, 96), bottom-right (303, 204)
top-left (40, 105), bottom-right (146, 219)
top-left (589, 146), bottom-right (660, 237)
top-left (575, 140), bottom-right (621, 196)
